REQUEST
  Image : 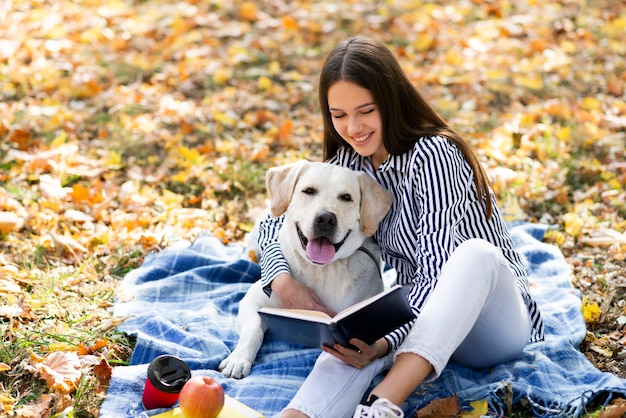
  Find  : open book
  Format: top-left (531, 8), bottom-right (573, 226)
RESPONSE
top-left (152, 394), bottom-right (264, 418)
top-left (258, 285), bottom-right (415, 348)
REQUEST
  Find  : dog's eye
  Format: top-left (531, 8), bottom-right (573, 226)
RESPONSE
top-left (302, 187), bottom-right (317, 195)
top-left (339, 193), bottom-right (353, 202)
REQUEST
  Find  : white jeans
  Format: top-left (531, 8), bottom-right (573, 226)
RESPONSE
top-left (283, 239), bottom-right (532, 418)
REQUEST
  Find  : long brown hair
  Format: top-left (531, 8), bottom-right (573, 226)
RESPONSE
top-left (319, 36), bottom-right (493, 218)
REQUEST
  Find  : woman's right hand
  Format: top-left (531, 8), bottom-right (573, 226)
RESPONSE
top-left (271, 273), bottom-right (336, 316)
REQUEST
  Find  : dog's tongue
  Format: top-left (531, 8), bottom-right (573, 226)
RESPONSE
top-left (306, 237), bottom-right (335, 264)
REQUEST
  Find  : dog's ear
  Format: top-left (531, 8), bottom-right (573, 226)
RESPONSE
top-left (358, 173), bottom-right (392, 236)
top-left (266, 161), bottom-right (308, 217)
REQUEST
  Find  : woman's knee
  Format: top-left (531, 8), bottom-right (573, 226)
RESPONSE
top-left (448, 239), bottom-right (505, 276)
top-left (455, 238), bottom-right (500, 259)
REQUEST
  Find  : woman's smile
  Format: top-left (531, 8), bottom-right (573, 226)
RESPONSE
top-left (351, 132), bottom-right (373, 144)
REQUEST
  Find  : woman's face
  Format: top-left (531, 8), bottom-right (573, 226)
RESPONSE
top-left (327, 80), bottom-right (387, 169)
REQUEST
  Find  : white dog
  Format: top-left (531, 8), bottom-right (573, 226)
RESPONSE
top-left (219, 161), bottom-right (393, 378)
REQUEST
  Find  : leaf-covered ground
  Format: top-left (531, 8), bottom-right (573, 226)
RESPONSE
top-left (0, 0), bottom-right (624, 416)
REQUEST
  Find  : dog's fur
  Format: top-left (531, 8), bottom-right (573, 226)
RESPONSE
top-left (218, 161), bottom-right (392, 378)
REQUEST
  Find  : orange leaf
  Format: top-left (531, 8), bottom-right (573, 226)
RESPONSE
top-left (277, 119), bottom-right (294, 145)
top-left (78, 339), bottom-right (109, 355)
top-left (70, 184), bottom-right (90, 202)
top-left (599, 398), bottom-right (626, 418)
top-left (6, 127), bottom-right (34, 151)
top-left (282, 15), bottom-right (298, 30)
top-left (93, 358), bottom-right (113, 388)
top-left (238, 2), bottom-right (258, 21)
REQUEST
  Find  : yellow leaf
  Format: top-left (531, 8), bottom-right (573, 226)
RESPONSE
top-left (0, 392), bottom-right (15, 412)
top-left (177, 146), bottom-right (202, 164)
top-left (513, 73), bottom-right (543, 90)
top-left (268, 61), bottom-right (281, 76)
top-left (213, 68), bottom-right (232, 85)
top-left (215, 139), bottom-right (235, 154)
top-left (501, 195), bottom-right (527, 223)
top-left (50, 130), bottom-right (67, 148)
top-left (46, 342), bottom-right (76, 352)
top-left (562, 213), bottom-right (583, 237)
top-left (413, 33), bottom-right (436, 51)
top-left (555, 126), bottom-right (571, 142)
top-left (601, 16), bottom-right (626, 37)
top-left (257, 76), bottom-right (272, 91)
top-left (582, 97), bottom-right (601, 110)
top-left (460, 399), bottom-right (488, 417)
top-left (213, 110), bottom-right (237, 127)
top-left (582, 298), bottom-right (601, 323)
top-left (161, 189), bottom-right (184, 208)
top-left (108, 150), bottom-right (122, 166)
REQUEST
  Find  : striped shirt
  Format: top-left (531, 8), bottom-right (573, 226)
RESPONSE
top-left (258, 136), bottom-right (545, 352)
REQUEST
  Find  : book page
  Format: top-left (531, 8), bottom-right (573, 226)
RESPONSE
top-left (258, 307), bottom-right (332, 322)
top-left (333, 285), bottom-right (401, 321)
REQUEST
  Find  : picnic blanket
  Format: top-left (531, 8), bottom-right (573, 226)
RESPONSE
top-left (100, 223), bottom-right (626, 417)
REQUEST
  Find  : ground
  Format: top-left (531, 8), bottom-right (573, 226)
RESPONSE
top-left (0, 0), bottom-right (624, 416)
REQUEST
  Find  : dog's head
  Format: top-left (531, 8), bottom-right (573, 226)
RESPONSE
top-left (266, 161), bottom-right (392, 265)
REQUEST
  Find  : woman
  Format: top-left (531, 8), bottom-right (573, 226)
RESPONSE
top-left (257, 36), bottom-right (544, 418)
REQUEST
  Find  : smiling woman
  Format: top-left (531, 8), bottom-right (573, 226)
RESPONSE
top-left (327, 82), bottom-right (385, 169)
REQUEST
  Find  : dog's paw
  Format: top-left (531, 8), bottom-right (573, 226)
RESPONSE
top-left (218, 354), bottom-right (252, 379)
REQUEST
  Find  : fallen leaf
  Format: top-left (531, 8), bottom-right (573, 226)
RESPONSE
top-left (582, 298), bottom-right (601, 323)
top-left (276, 119), bottom-right (294, 145)
top-left (414, 395), bottom-right (460, 417)
top-left (0, 211), bottom-right (24, 233)
top-left (460, 399), bottom-right (489, 417)
top-left (13, 393), bottom-right (53, 418)
top-left (238, 2), bottom-right (258, 22)
top-left (0, 295), bottom-right (35, 320)
top-left (599, 398), bottom-right (626, 418)
top-left (93, 358), bottom-right (113, 388)
top-left (0, 392), bottom-right (16, 412)
top-left (31, 351), bottom-right (83, 393)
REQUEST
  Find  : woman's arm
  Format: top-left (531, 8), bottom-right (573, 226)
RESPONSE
top-left (257, 212), bottom-right (335, 314)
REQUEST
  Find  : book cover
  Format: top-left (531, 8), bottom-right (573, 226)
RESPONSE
top-left (152, 394), bottom-right (264, 418)
top-left (258, 285), bottom-right (415, 348)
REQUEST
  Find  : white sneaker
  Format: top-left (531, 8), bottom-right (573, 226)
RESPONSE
top-left (353, 397), bottom-right (404, 418)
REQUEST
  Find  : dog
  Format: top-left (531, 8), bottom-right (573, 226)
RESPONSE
top-left (218, 160), bottom-right (393, 378)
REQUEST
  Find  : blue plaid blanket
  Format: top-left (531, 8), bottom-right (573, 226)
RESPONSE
top-left (100, 223), bottom-right (626, 417)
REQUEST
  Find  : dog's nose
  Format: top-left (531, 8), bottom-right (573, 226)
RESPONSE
top-left (314, 211), bottom-right (337, 234)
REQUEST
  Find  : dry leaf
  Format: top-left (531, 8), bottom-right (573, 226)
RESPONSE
top-left (31, 351), bottom-right (83, 393)
top-left (0, 392), bottom-right (16, 413)
top-left (414, 395), bottom-right (460, 417)
top-left (13, 393), bottom-right (53, 418)
top-left (93, 358), bottom-right (113, 388)
top-left (599, 398), bottom-right (626, 418)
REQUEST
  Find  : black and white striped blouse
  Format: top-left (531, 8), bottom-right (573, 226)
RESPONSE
top-left (258, 136), bottom-right (545, 352)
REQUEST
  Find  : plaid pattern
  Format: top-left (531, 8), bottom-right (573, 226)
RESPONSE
top-left (100, 224), bottom-right (626, 418)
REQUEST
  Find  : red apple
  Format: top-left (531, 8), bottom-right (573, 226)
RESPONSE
top-left (178, 375), bottom-right (225, 418)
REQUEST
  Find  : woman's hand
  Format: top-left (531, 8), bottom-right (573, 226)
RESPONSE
top-left (271, 273), bottom-right (336, 316)
top-left (323, 338), bottom-right (390, 368)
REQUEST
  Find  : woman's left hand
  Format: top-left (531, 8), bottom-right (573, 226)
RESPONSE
top-left (323, 338), bottom-right (389, 368)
